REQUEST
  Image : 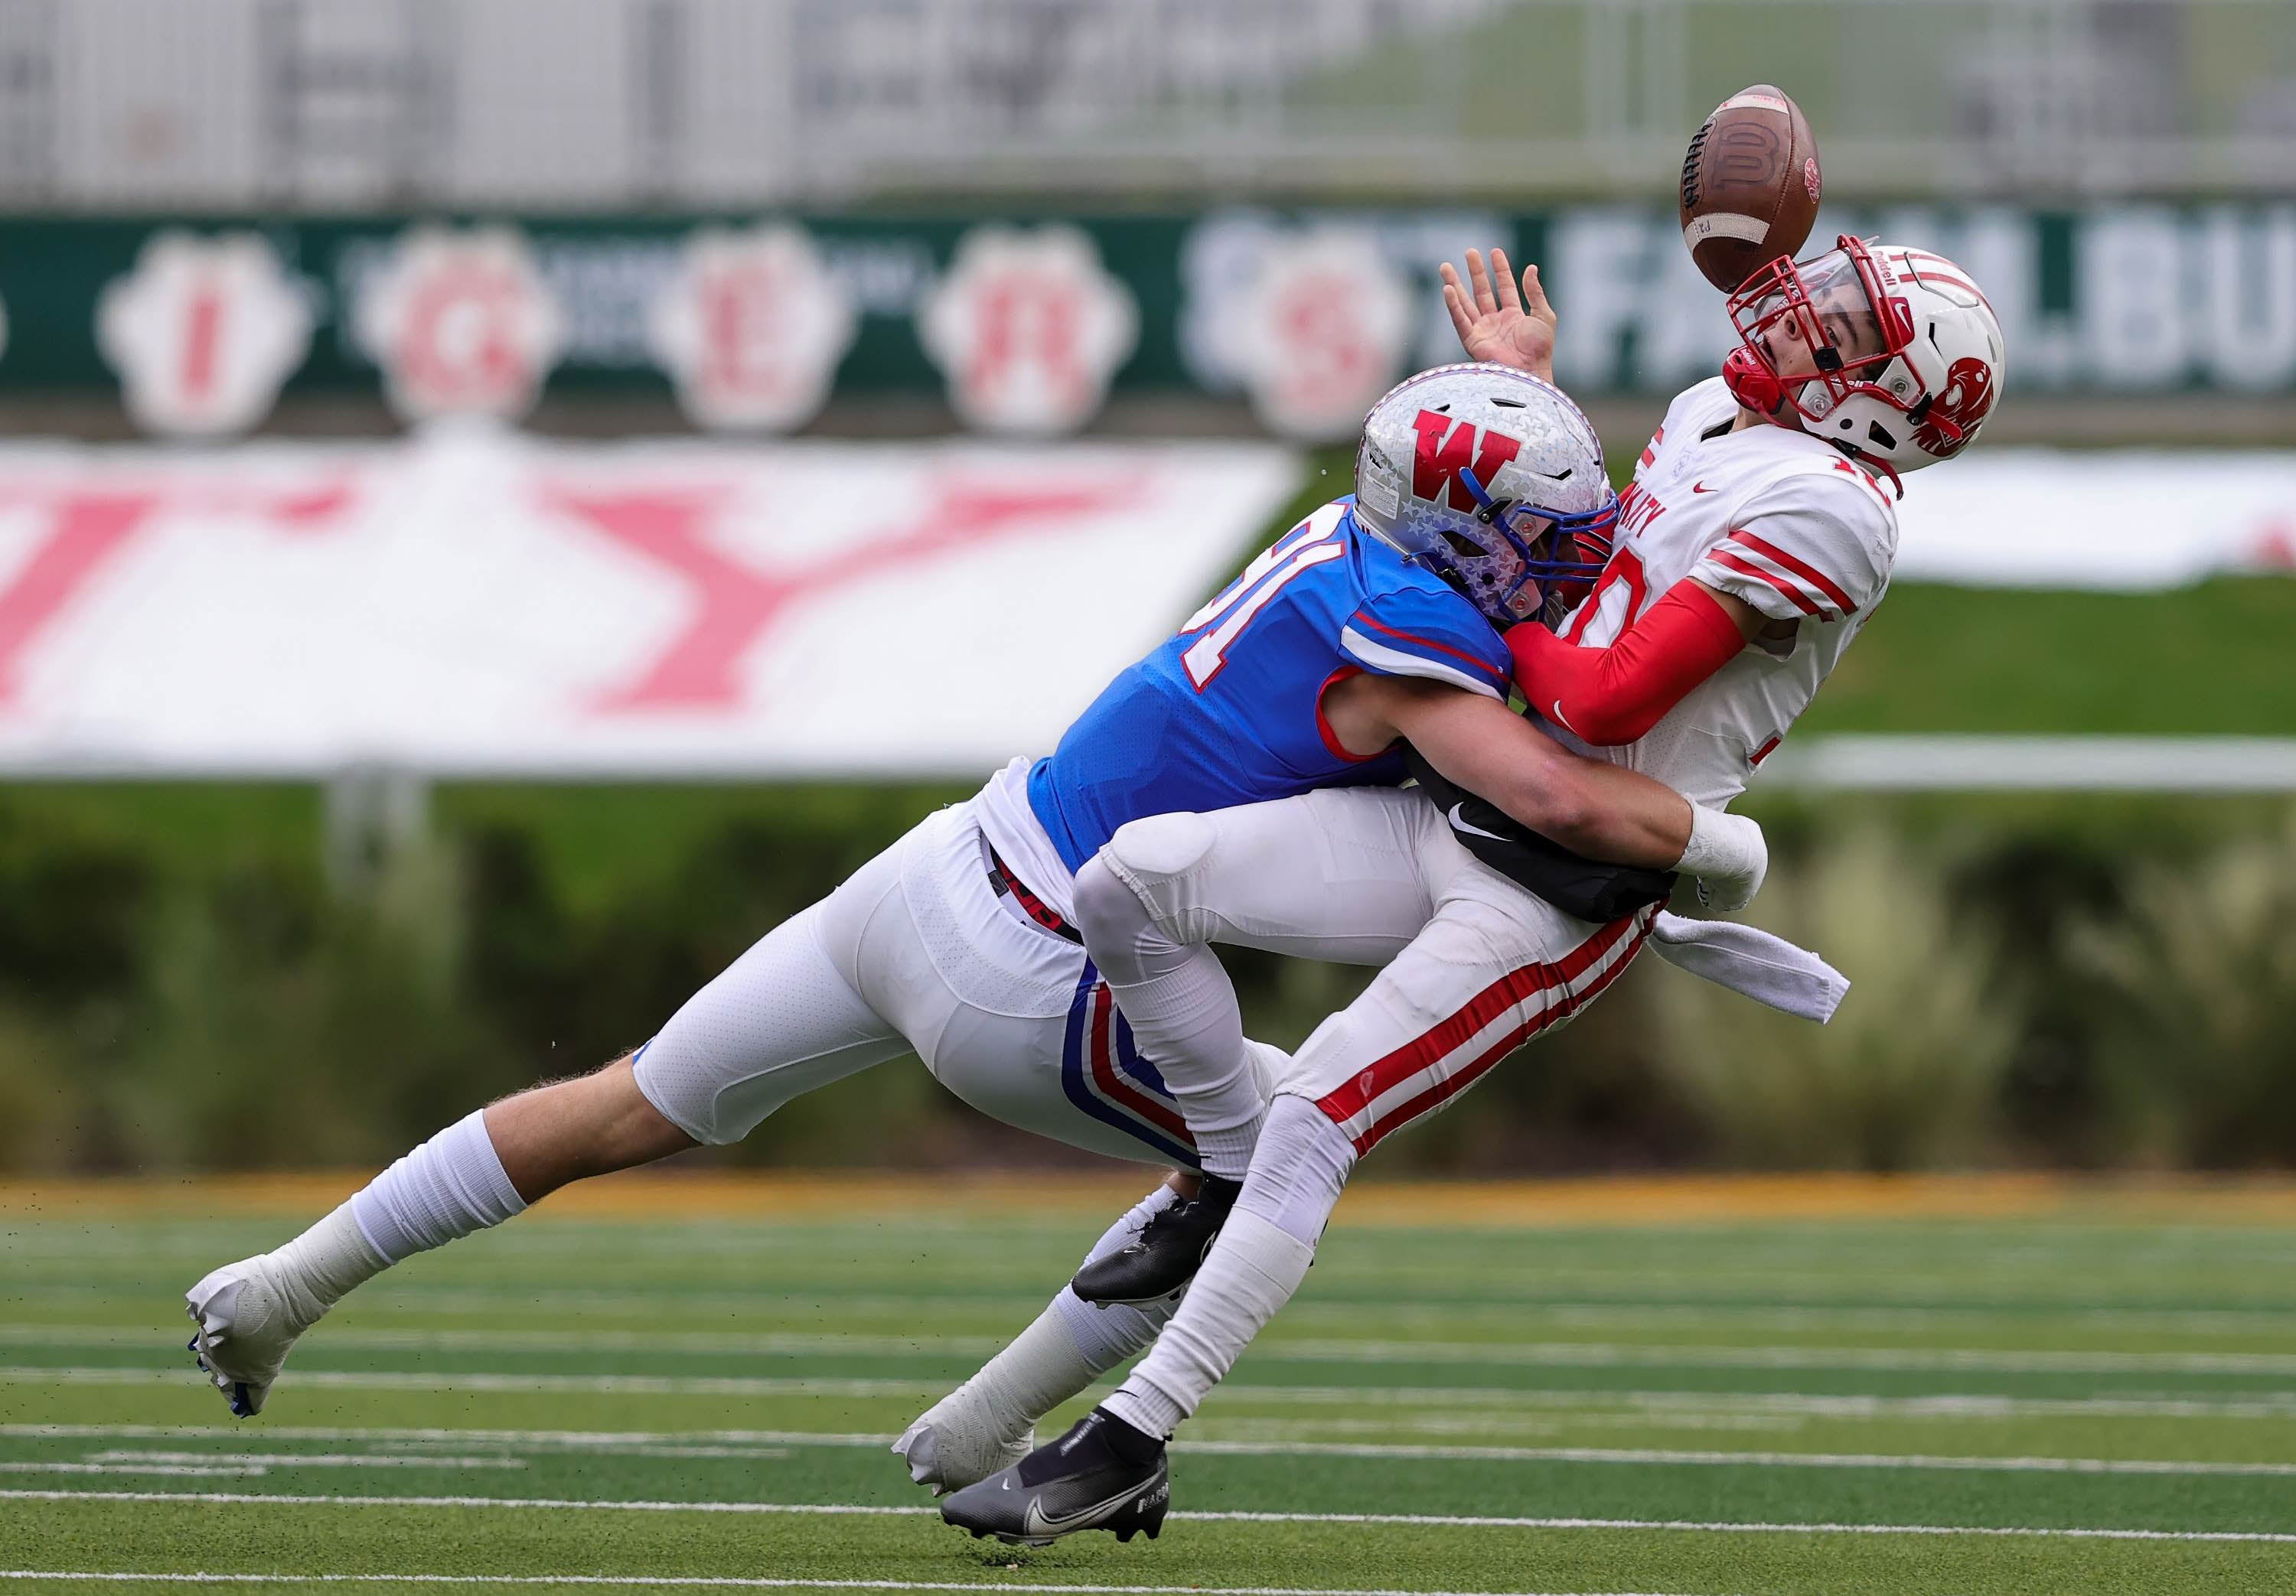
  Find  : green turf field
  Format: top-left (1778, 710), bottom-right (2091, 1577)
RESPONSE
top-left (2, 1185), bottom-right (2294, 1596)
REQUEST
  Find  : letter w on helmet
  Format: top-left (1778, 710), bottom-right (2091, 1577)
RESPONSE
top-left (1412, 412), bottom-right (1524, 513)
top-left (1355, 362), bottom-right (1619, 628)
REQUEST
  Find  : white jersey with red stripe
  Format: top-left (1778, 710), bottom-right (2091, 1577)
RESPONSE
top-left (1549, 376), bottom-right (1899, 808)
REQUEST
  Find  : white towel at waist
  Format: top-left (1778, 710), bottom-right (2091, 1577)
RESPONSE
top-left (1646, 911), bottom-right (1849, 1024)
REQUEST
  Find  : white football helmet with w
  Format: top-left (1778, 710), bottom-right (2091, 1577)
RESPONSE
top-left (1352, 362), bottom-right (1617, 627)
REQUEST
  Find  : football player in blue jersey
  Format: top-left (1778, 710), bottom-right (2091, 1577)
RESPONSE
top-left (182, 361), bottom-right (1766, 1471)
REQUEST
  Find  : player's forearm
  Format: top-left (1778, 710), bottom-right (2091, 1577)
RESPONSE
top-left (1389, 683), bottom-right (1691, 868)
top-left (1512, 750), bottom-right (1693, 868)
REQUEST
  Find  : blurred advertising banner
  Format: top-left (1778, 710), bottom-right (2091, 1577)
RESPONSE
top-left (2, 204), bottom-right (2292, 440)
top-left (1896, 451), bottom-right (2296, 590)
top-left (0, 430), bottom-right (1299, 777)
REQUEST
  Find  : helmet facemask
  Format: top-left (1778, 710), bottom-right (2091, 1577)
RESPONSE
top-left (1443, 464), bottom-right (1618, 628)
top-left (1726, 239), bottom-right (1917, 445)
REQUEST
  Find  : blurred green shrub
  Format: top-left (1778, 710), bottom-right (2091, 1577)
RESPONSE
top-left (1652, 829), bottom-right (2018, 1171)
top-left (2071, 821), bottom-right (2296, 1168)
top-left (0, 785), bottom-right (2291, 1174)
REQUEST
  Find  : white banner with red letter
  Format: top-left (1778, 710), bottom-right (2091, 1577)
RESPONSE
top-left (0, 429), bottom-right (1300, 777)
top-left (1894, 449), bottom-right (2296, 589)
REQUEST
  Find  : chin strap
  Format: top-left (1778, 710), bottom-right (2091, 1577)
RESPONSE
top-left (1846, 450), bottom-right (1906, 500)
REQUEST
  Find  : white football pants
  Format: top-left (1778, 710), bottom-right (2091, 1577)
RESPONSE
top-left (1078, 786), bottom-right (1657, 1435)
top-left (1077, 784), bottom-right (1655, 1162)
top-left (631, 788), bottom-right (1308, 1168)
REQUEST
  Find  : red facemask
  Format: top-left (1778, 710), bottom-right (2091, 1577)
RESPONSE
top-left (1722, 237), bottom-right (1912, 429)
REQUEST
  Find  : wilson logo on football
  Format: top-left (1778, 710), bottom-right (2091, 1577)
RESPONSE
top-left (1411, 412), bottom-right (1522, 512)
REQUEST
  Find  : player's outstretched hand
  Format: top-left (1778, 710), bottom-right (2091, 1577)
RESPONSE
top-left (1441, 247), bottom-right (1556, 382)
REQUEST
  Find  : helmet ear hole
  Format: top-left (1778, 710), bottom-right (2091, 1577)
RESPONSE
top-left (1865, 422), bottom-right (1898, 451)
top-left (1440, 530), bottom-right (1482, 558)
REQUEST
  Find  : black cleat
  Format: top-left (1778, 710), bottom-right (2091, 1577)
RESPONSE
top-left (940, 1409), bottom-right (1169, 1546)
top-left (1070, 1175), bottom-right (1241, 1306)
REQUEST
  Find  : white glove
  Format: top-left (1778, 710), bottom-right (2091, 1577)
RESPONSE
top-left (1675, 804), bottom-right (1767, 914)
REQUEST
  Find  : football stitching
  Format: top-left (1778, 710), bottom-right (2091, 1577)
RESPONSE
top-left (1679, 119), bottom-right (1711, 210)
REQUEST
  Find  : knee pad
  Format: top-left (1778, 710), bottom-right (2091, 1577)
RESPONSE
top-left (1076, 812), bottom-right (1221, 946)
top-left (1103, 810), bottom-right (1220, 888)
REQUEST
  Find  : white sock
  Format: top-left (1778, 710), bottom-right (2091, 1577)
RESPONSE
top-left (959, 1185), bottom-right (1182, 1438)
top-left (259, 1200), bottom-right (388, 1331)
top-left (346, 1109), bottom-right (527, 1265)
top-left (1103, 1211), bottom-right (1309, 1437)
top-left (1101, 1097), bottom-right (1353, 1436)
top-left (1053, 1184), bottom-right (1182, 1371)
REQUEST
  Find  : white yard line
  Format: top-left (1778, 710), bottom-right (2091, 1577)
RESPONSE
top-left (26, 1282), bottom-right (2296, 1332)
top-left (14, 1367), bottom-right (2296, 1420)
top-left (8, 1423), bottom-right (2293, 1479)
top-left (2, 1490), bottom-right (2291, 1546)
top-left (0, 1578), bottom-right (1678, 1595)
top-left (1538, 1301), bottom-right (2296, 1338)
top-left (0, 1328), bottom-right (1006, 1360)
top-left (1245, 1339), bottom-right (2296, 1377)
top-left (18, 1324), bottom-right (2296, 1376)
top-left (0, 1370), bottom-right (951, 1401)
top-left (1185, 1443), bottom-right (2296, 1477)
top-left (1, 1426), bottom-right (869, 1445)
top-left (0, 1465), bottom-right (263, 1480)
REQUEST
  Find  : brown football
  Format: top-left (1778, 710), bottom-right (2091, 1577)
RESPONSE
top-left (1678, 84), bottom-right (1822, 292)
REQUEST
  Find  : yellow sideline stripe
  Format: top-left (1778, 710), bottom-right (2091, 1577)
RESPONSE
top-left (2, 1171), bottom-right (2291, 1226)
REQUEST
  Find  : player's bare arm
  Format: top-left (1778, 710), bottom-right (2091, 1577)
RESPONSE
top-left (1319, 671), bottom-right (1691, 866)
top-left (1439, 246), bottom-right (1554, 382)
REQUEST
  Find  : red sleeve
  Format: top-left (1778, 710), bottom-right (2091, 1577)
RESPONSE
top-left (1506, 581), bottom-right (1746, 747)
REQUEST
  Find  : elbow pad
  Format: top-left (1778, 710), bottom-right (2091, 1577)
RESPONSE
top-left (1508, 582), bottom-right (1746, 746)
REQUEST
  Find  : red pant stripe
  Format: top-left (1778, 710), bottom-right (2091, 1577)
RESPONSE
top-left (1088, 982), bottom-right (1192, 1141)
top-left (1345, 920), bottom-right (1652, 1155)
top-left (1314, 910), bottom-right (1641, 1128)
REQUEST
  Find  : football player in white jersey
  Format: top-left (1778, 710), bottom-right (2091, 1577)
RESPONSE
top-left (940, 236), bottom-right (2005, 1544)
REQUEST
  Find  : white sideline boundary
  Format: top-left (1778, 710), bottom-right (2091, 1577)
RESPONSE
top-left (2, 736), bottom-right (2291, 792)
top-left (1758, 734), bottom-right (2296, 792)
top-left (15, 1368), bottom-right (2296, 1421)
top-left (3, 1489), bottom-right (2293, 1545)
top-left (0, 1577), bottom-right (1672, 1596)
top-left (8, 1424), bottom-right (2296, 1479)
top-left (20, 1324), bottom-right (2296, 1377)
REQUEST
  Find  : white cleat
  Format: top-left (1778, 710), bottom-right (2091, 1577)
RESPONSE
top-left (184, 1255), bottom-right (327, 1418)
top-left (892, 1381), bottom-right (1035, 1496)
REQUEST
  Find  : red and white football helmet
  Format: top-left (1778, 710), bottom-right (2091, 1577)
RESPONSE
top-left (1723, 236), bottom-right (2005, 478)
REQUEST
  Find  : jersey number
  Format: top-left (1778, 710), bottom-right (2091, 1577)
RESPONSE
top-left (1561, 547), bottom-right (1648, 648)
top-left (1179, 506), bottom-right (1346, 689)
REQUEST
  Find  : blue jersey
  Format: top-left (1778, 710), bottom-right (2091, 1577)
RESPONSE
top-left (1026, 499), bottom-right (1515, 871)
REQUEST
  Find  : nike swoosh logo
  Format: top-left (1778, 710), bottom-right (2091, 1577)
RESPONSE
top-left (1691, 481), bottom-right (1717, 493)
top-left (1021, 1482), bottom-right (1147, 1536)
top-left (1446, 802), bottom-right (1512, 844)
top-left (1548, 699), bottom-right (1585, 738)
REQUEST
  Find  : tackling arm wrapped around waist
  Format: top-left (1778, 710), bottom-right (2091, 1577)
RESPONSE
top-left (1401, 747), bottom-right (1678, 924)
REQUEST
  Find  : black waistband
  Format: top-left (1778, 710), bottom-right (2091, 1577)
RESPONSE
top-left (987, 847), bottom-right (1083, 945)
